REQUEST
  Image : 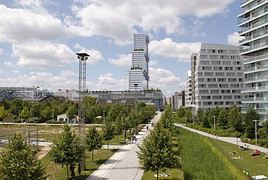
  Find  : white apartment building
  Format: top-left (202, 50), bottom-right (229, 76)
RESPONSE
top-left (185, 71), bottom-right (193, 107)
top-left (238, 0), bottom-right (268, 119)
top-left (129, 33), bottom-right (149, 91)
top-left (194, 44), bottom-right (243, 110)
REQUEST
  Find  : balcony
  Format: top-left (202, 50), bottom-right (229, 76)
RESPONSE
top-left (240, 41), bottom-right (268, 53)
top-left (244, 75), bottom-right (268, 82)
top-left (241, 107), bottom-right (268, 114)
top-left (243, 97), bottom-right (268, 102)
top-left (245, 64), bottom-right (268, 71)
top-left (242, 86), bottom-right (268, 92)
top-left (238, 8), bottom-right (268, 26)
top-left (239, 0), bottom-right (266, 15)
top-left (243, 54), bottom-right (268, 63)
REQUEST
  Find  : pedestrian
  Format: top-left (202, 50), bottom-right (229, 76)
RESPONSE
top-left (146, 126), bottom-right (149, 131)
top-left (151, 122), bottom-right (154, 126)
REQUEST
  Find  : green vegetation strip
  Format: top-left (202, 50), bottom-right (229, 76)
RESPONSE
top-left (42, 149), bottom-right (116, 180)
top-left (176, 127), bottom-right (246, 180)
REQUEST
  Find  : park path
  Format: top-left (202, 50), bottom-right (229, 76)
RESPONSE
top-left (174, 123), bottom-right (268, 153)
top-left (87, 112), bottom-right (162, 180)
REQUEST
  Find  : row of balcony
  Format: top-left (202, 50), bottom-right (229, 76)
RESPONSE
top-left (239, 29), bottom-right (268, 44)
top-left (239, 16), bottom-right (268, 34)
top-left (240, 0), bottom-right (266, 15)
top-left (245, 64), bottom-right (268, 71)
top-left (243, 53), bottom-right (268, 63)
top-left (244, 75), bottom-right (268, 82)
top-left (243, 97), bottom-right (268, 101)
top-left (238, 7), bottom-right (268, 25)
top-left (240, 41), bottom-right (268, 53)
top-left (243, 86), bottom-right (268, 92)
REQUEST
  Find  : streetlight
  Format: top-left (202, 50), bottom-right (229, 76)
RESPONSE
top-left (253, 120), bottom-right (258, 145)
top-left (213, 115), bottom-right (216, 137)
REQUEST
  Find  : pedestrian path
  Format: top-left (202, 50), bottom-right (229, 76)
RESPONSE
top-left (87, 112), bottom-right (162, 180)
top-left (174, 123), bottom-right (268, 153)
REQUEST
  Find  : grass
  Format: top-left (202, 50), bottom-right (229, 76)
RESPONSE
top-left (210, 138), bottom-right (268, 177)
top-left (176, 128), bottom-right (246, 180)
top-left (42, 149), bottom-right (117, 180)
top-left (142, 169), bottom-right (184, 180)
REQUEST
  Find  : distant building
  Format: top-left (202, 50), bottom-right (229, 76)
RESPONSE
top-left (238, 0), bottom-right (268, 119)
top-left (129, 33), bottom-right (149, 91)
top-left (88, 90), bottom-right (164, 111)
top-left (171, 91), bottom-right (185, 111)
top-left (185, 71), bottom-right (193, 107)
top-left (0, 87), bottom-right (52, 101)
top-left (193, 43), bottom-right (243, 110)
top-left (54, 89), bottom-right (79, 101)
top-left (191, 53), bottom-right (198, 106)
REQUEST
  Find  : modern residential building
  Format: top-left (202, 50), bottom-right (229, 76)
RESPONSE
top-left (0, 87), bottom-right (52, 101)
top-left (185, 71), bottom-right (193, 107)
top-left (129, 33), bottom-right (149, 91)
top-left (193, 43), bottom-right (243, 111)
top-left (171, 91), bottom-right (185, 111)
top-left (238, 0), bottom-right (268, 119)
top-left (191, 53), bottom-right (198, 105)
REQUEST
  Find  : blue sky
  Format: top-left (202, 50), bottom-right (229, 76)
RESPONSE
top-left (0, 0), bottom-right (242, 96)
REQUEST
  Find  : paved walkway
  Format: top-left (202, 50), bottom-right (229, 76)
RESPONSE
top-left (174, 123), bottom-right (268, 153)
top-left (87, 112), bottom-right (162, 180)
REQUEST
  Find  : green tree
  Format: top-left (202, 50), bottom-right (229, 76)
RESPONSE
top-left (138, 124), bottom-right (179, 180)
top-left (0, 105), bottom-right (8, 121)
top-left (86, 127), bottom-right (102, 161)
top-left (121, 116), bottom-right (130, 144)
top-left (113, 117), bottom-right (122, 143)
top-left (227, 106), bottom-right (243, 132)
top-left (0, 134), bottom-right (46, 180)
top-left (30, 103), bottom-right (41, 121)
top-left (244, 109), bottom-right (259, 139)
top-left (217, 108), bottom-right (228, 129)
top-left (50, 125), bottom-right (84, 179)
top-left (66, 105), bottom-right (77, 120)
top-left (19, 107), bottom-right (31, 122)
top-left (40, 106), bottom-right (52, 122)
top-left (103, 122), bottom-right (114, 149)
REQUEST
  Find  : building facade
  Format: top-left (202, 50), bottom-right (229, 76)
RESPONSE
top-left (129, 33), bottom-right (149, 91)
top-left (0, 87), bottom-right (52, 101)
top-left (185, 71), bottom-right (193, 107)
top-left (171, 91), bottom-right (185, 111)
top-left (191, 53), bottom-right (198, 106)
top-left (238, 0), bottom-right (268, 119)
top-left (194, 44), bottom-right (243, 110)
top-left (88, 90), bottom-right (164, 111)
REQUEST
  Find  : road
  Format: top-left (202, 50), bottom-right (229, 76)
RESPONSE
top-left (87, 112), bottom-right (162, 180)
top-left (174, 123), bottom-right (268, 153)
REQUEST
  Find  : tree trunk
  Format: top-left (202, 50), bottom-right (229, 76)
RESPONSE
top-left (92, 149), bottom-right (94, 162)
top-left (124, 130), bottom-right (127, 144)
top-left (117, 134), bottom-right (119, 143)
top-left (156, 170), bottom-right (159, 180)
top-left (108, 140), bottom-right (109, 150)
top-left (66, 165), bottom-right (69, 180)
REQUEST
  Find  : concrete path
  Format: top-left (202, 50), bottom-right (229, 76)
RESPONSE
top-left (174, 123), bottom-right (268, 153)
top-left (87, 112), bottom-right (162, 180)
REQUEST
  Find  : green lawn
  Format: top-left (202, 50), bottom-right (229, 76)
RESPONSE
top-left (210, 138), bottom-right (268, 177)
top-left (42, 149), bottom-right (117, 180)
top-left (176, 128), bottom-right (246, 180)
top-left (142, 169), bottom-right (184, 180)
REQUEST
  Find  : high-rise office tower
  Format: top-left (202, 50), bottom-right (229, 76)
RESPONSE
top-left (185, 70), bottom-right (193, 107)
top-left (129, 33), bottom-right (149, 91)
top-left (238, 0), bottom-right (268, 119)
top-left (193, 44), bottom-right (243, 110)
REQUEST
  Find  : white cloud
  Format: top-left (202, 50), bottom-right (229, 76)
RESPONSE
top-left (0, 4), bottom-right (65, 43)
top-left (0, 71), bottom-right (77, 90)
top-left (149, 67), bottom-right (180, 85)
top-left (69, 0), bottom-right (235, 45)
top-left (74, 43), bottom-right (103, 64)
top-left (0, 48), bottom-right (3, 54)
top-left (93, 73), bottom-right (128, 90)
top-left (13, 41), bottom-right (75, 68)
top-left (109, 54), bottom-right (132, 67)
top-left (228, 32), bottom-right (244, 46)
top-left (149, 38), bottom-right (201, 61)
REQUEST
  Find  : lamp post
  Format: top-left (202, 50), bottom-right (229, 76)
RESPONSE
top-left (76, 52), bottom-right (90, 171)
top-left (213, 115), bottom-right (216, 137)
top-left (253, 120), bottom-right (258, 145)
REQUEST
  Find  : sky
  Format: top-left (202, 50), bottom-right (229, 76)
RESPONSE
top-left (0, 0), bottom-right (242, 96)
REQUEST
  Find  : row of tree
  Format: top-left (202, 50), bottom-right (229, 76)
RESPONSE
top-left (138, 106), bottom-right (180, 180)
top-left (0, 96), bottom-right (156, 124)
top-left (176, 106), bottom-right (268, 146)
